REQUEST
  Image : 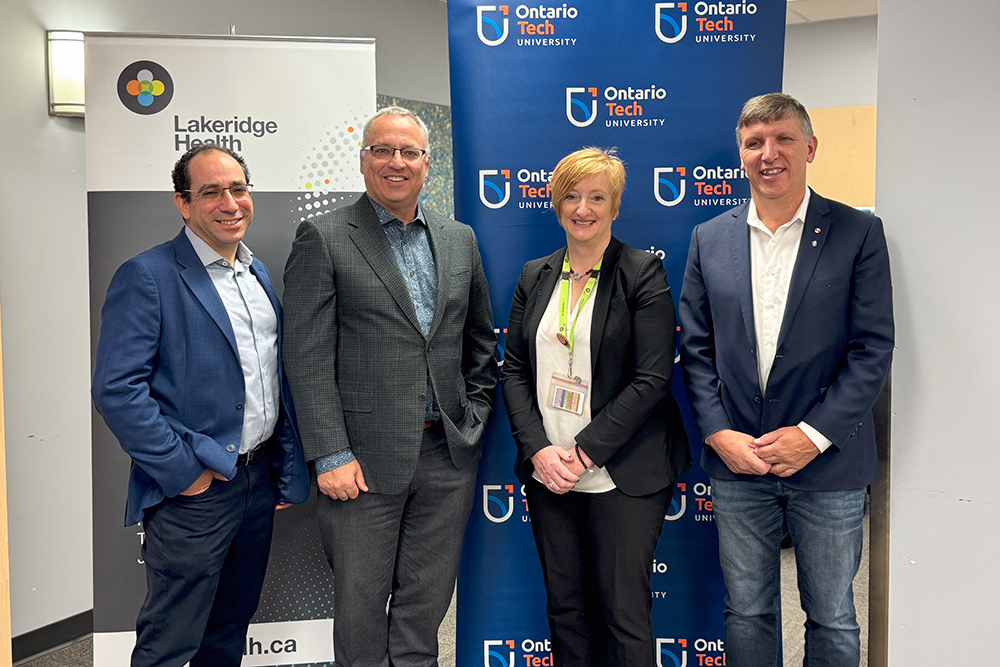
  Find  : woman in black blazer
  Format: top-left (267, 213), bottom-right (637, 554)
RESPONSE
top-left (501, 147), bottom-right (690, 667)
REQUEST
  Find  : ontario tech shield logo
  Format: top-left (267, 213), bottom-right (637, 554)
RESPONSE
top-left (655, 3), bottom-right (688, 43)
top-left (566, 87), bottom-right (598, 127)
top-left (478, 5), bottom-right (510, 46)
top-left (485, 640), bottom-right (516, 667)
top-left (483, 485), bottom-right (515, 523)
top-left (664, 482), bottom-right (686, 521)
top-left (117, 60), bottom-right (174, 115)
top-left (480, 170), bottom-right (511, 209)
top-left (657, 638), bottom-right (688, 667)
top-left (654, 167), bottom-right (686, 207)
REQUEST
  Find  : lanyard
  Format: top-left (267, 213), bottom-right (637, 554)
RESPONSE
top-left (557, 251), bottom-right (602, 378)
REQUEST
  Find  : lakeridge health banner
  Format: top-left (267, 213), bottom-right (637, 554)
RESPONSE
top-left (448, 2), bottom-right (785, 665)
top-left (86, 34), bottom-right (375, 666)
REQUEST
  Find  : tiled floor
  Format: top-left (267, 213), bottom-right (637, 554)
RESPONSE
top-left (19, 517), bottom-right (869, 667)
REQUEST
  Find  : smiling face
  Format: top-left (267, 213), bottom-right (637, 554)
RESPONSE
top-left (558, 173), bottom-right (616, 251)
top-left (739, 115), bottom-right (817, 213)
top-left (174, 150), bottom-right (253, 263)
top-left (360, 114), bottom-right (430, 222)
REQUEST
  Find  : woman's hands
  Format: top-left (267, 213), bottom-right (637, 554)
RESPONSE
top-left (531, 445), bottom-right (582, 494)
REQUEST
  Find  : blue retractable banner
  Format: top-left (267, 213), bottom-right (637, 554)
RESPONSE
top-left (448, 2), bottom-right (785, 665)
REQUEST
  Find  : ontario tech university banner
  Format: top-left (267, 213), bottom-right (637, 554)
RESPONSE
top-left (86, 34), bottom-right (375, 666)
top-left (448, 2), bottom-right (785, 666)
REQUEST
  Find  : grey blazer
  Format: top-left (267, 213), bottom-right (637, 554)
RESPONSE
top-left (282, 196), bottom-right (498, 493)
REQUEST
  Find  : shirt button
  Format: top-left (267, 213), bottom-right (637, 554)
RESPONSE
top-left (227, 444), bottom-right (237, 452)
top-left (419, 393), bottom-right (427, 400)
top-left (236, 403), bottom-right (244, 410)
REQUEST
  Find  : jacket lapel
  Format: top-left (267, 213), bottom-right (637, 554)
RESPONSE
top-left (425, 211), bottom-right (449, 342)
top-left (777, 189), bottom-right (831, 346)
top-left (348, 197), bottom-right (424, 335)
top-left (588, 236), bottom-right (621, 369)
top-left (250, 258), bottom-right (281, 338)
top-left (173, 230), bottom-right (240, 360)
top-left (527, 250), bottom-right (564, 370)
top-left (728, 205), bottom-right (757, 362)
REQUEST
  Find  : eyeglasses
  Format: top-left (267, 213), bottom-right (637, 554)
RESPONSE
top-left (186, 184), bottom-right (254, 202)
top-left (362, 145), bottom-right (428, 163)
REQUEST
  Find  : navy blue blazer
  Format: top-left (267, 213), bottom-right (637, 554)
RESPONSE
top-left (93, 229), bottom-right (309, 526)
top-left (679, 190), bottom-right (894, 490)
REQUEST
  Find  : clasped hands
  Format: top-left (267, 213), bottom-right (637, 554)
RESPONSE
top-left (707, 426), bottom-right (819, 478)
top-left (531, 445), bottom-right (593, 495)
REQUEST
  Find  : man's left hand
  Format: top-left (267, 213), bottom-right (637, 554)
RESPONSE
top-left (753, 426), bottom-right (819, 477)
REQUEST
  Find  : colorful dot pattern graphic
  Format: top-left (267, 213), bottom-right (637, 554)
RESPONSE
top-left (294, 119), bottom-right (365, 222)
top-left (124, 69), bottom-right (166, 107)
top-left (116, 60), bottom-right (173, 115)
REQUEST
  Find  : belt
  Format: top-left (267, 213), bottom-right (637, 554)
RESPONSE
top-left (236, 446), bottom-right (264, 466)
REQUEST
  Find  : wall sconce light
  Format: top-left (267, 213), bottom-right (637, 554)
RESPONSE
top-left (47, 30), bottom-right (85, 117)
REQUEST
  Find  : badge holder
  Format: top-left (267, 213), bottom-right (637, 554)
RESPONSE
top-left (547, 372), bottom-right (588, 415)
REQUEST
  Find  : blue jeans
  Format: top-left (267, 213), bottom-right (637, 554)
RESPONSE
top-left (710, 476), bottom-right (866, 667)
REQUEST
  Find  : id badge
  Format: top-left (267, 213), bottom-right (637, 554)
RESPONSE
top-left (547, 373), bottom-right (588, 415)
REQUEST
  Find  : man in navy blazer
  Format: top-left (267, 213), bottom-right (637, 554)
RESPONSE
top-left (679, 93), bottom-right (893, 667)
top-left (93, 145), bottom-right (309, 667)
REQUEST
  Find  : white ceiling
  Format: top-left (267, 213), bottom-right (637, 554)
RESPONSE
top-left (786, 0), bottom-right (878, 24)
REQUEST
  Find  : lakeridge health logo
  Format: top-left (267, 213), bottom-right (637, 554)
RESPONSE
top-left (117, 60), bottom-right (173, 115)
top-left (478, 5), bottom-right (510, 45)
top-left (655, 3), bottom-right (689, 43)
top-left (654, 167), bottom-right (686, 206)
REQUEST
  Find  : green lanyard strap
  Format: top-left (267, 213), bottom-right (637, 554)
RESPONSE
top-left (557, 251), bottom-right (603, 376)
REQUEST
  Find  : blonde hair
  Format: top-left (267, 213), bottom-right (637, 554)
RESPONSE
top-left (550, 147), bottom-right (626, 218)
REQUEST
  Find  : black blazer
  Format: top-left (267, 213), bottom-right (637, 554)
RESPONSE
top-left (501, 236), bottom-right (690, 496)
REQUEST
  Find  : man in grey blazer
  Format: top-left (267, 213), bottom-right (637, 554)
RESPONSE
top-left (283, 106), bottom-right (497, 667)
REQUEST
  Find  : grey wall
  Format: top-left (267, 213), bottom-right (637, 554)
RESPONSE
top-left (0, 0), bottom-right (448, 637)
top-left (877, 0), bottom-right (1000, 660)
top-left (784, 16), bottom-right (878, 109)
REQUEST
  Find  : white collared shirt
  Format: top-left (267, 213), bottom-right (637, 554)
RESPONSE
top-left (747, 190), bottom-right (832, 452)
top-left (185, 227), bottom-right (280, 454)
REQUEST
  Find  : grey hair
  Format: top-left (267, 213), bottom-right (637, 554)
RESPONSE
top-left (736, 92), bottom-right (814, 148)
top-left (362, 106), bottom-right (431, 157)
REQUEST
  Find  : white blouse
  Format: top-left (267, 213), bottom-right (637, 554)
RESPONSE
top-left (533, 276), bottom-right (616, 493)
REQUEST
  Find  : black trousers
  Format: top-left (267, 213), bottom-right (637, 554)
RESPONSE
top-left (526, 480), bottom-right (673, 667)
top-left (132, 455), bottom-right (277, 667)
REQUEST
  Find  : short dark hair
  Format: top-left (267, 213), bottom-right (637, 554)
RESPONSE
top-left (736, 92), bottom-right (814, 148)
top-left (171, 144), bottom-right (250, 201)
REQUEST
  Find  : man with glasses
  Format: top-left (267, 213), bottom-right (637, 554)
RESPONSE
top-left (92, 144), bottom-right (309, 667)
top-left (283, 106), bottom-right (497, 667)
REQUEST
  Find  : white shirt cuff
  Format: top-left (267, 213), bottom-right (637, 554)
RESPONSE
top-left (798, 421), bottom-right (833, 453)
